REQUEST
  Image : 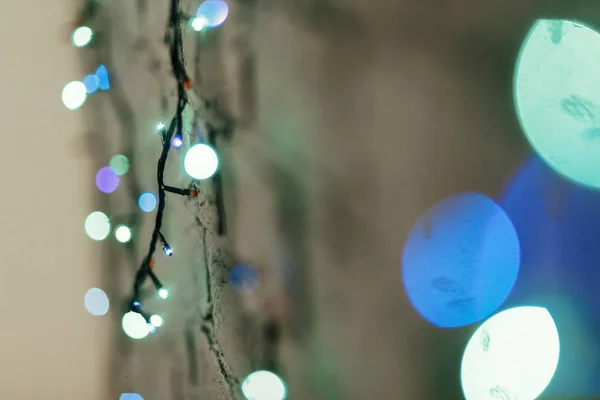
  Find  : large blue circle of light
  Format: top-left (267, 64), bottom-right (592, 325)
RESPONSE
top-left (401, 193), bottom-right (520, 328)
top-left (500, 156), bottom-right (600, 397)
top-left (514, 19), bottom-right (600, 189)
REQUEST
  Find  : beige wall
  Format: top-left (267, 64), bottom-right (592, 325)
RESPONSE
top-left (0, 0), bottom-right (109, 399)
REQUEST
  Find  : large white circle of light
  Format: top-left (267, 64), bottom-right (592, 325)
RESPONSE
top-left (461, 306), bottom-right (560, 400)
top-left (514, 20), bottom-right (600, 188)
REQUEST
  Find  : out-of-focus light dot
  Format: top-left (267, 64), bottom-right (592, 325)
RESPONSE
top-left (402, 193), bottom-right (520, 328)
top-left (184, 143), bottom-right (219, 180)
top-left (156, 122), bottom-right (165, 131)
top-left (110, 154), bottom-right (130, 176)
top-left (83, 74), bottom-right (99, 94)
top-left (115, 225), bottom-right (132, 243)
top-left (138, 192), bottom-right (157, 212)
top-left (84, 211), bottom-right (111, 241)
top-left (158, 288), bottom-right (169, 299)
top-left (84, 288), bottom-right (109, 316)
top-left (461, 306), bottom-right (560, 400)
top-left (72, 26), bottom-right (93, 47)
top-left (515, 20), bottom-right (600, 189)
top-left (61, 81), bottom-right (87, 110)
top-left (122, 312), bottom-right (150, 340)
top-left (230, 264), bottom-right (259, 293)
top-left (172, 135), bottom-right (183, 149)
top-left (191, 16), bottom-right (207, 31)
top-left (120, 393), bottom-right (144, 400)
top-left (96, 166), bottom-right (120, 193)
top-left (241, 370), bottom-right (287, 400)
top-left (150, 314), bottom-right (163, 327)
top-left (196, 0), bottom-right (229, 28)
top-left (95, 64), bottom-right (110, 90)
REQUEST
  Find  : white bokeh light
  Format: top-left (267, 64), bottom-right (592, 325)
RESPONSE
top-left (72, 26), bottom-right (93, 47)
top-left (122, 312), bottom-right (150, 340)
top-left (461, 306), bottom-right (560, 400)
top-left (115, 225), bottom-right (132, 243)
top-left (241, 370), bottom-right (287, 400)
top-left (184, 143), bottom-right (219, 180)
top-left (62, 81), bottom-right (87, 110)
top-left (150, 314), bottom-right (163, 327)
top-left (84, 288), bottom-right (109, 316)
top-left (191, 16), bottom-right (207, 31)
top-left (84, 211), bottom-right (111, 241)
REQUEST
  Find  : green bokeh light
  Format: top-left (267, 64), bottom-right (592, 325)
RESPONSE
top-left (84, 211), bottom-right (111, 241)
top-left (241, 370), bottom-right (287, 400)
top-left (461, 306), bottom-right (560, 399)
top-left (515, 19), bottom-right (600, 188)
top-left (109, 154), bottom-right (130, 176)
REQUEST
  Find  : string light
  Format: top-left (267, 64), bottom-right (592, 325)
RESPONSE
top-left (62, 81), bottom-right (87, 110)
top-left (196, 0), bottom-right (229, 28)
top-left (71, 26), bottom-right (93, 47)
top-left (84, 211), bottom-right (111, 241)
top-left (149, 315), bottom-right (164, 327)
top-left (83, 74), bottom-right (100, 94)
top-left (184, 143), bottom-right (219, 179)
top-left (114, 225), bottom-right (132, 243)
top-left (241, 370), bottom-right (287, 400)
top-left (172, 134), bottom-right (183, 149)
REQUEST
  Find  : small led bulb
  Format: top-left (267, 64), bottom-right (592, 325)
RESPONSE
top-left (156, 122), bottom-right (166, 132)
top-left (158, 288), bottom-right (169, 299)
top-left (163, 245), bottom-right (173, 257)
top-left (189, 189), bottom-right (198, 197)
top-left (148, 258), bottom-right (156, 268)
top-left (172, 135), bottom-right (183, 149)
top-left (184, 80), bottom-right (192, 90)
top-left (148, 324), bottom-right (157, 334)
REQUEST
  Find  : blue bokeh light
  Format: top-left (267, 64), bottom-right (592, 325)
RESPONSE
top-left (229, 264), bottom-right (259, 293)
top-left (83, 74), bottom-right (100, 94)
top-left (402, 193), bottom-right (520, 328)
top-left (196, 0), bottom-right (229, 28)
top-left (119, 394), bottom-right (144, 400)
top-left (96, 64), bottom-right (110, 90)
top-left (138, 192), bottom-right (157, 212)
top-left (172, 135), bottom-right (183, 149)
top-left (500, 156), bottom-right (600, 397)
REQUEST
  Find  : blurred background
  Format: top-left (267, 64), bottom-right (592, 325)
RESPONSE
top-left (3, 0), bottom-right (600, 399)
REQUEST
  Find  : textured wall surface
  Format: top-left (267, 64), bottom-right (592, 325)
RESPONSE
top-left (3, 0), bottom-right (600, 399)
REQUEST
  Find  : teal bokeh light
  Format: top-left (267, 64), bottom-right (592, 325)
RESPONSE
top-left (241, 370), bottom-right (287, 400)
top-left (515, 19), bottom-right (600, 188)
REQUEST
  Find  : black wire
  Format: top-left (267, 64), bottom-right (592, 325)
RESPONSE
top-left (130, 0), bottom-right (190, 308)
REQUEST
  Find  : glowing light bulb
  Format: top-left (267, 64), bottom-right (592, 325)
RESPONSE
top-left (115, 225), bottom-right (132, 243)
top-left (72, 26), bottom-right (93, 47)
top-left (163, 245), bottom-right (173, 257)
top-left (515, 20), bottom-right (600, 188)
top-left (172, 135), bottom-right (183, 149)
top-left (83, 74), bottom-right (100, 94)
top-left (138, 192), bottom-right (157, 212)
top-left (191, 16), bottom-right (207, 31)
top-left (95, 64), bottom-right (110, 90)
top-left (84, 211), bottom-right (111, 241)
top-left (120, 394), bottom-right (144, 400)
top-left (110, 154), bottom-right (130, 176)
top-left (184, 143), bottom-right (219, 180)
top-left (461, 306), bottom-right (560, 400)
top-left (150, 314), bottom-right (164, 327)
top-left (84, 288), bottom-right (109, 316)
top-left (158, 288), bottom-right (169, 299)
top-left (156, 122), bottom-right (165, 131)
top-left (196, 0), bottom-right (229, 28)
top-left (62, 81), bottom-right (87, 110)
top-left (241, 370), bottom-right (287, 400)
top-left (122, 312), bottom-right (150, 339)
top-left (96, 166), bottom-right (120, 193)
